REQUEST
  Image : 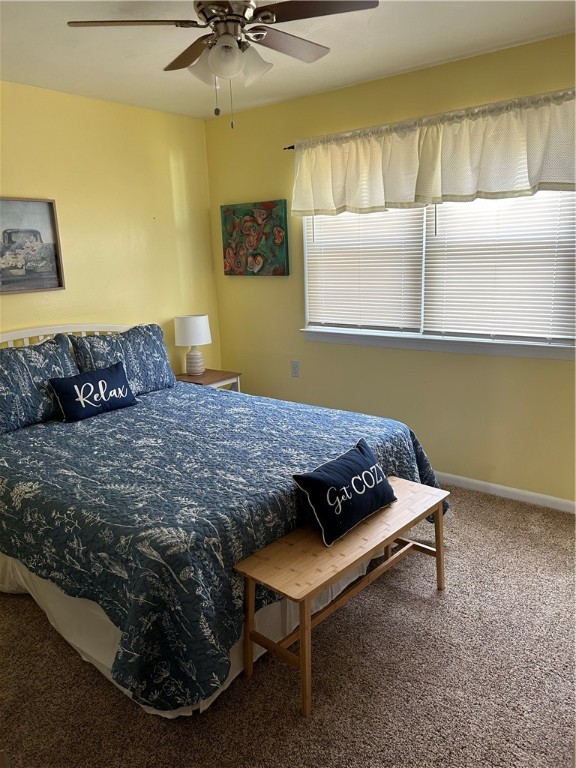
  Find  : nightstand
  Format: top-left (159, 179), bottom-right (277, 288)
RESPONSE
top-left (176, 369), bottom-right (241, 392)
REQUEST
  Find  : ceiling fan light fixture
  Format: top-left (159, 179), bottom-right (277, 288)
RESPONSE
top-left (187, 49), bottom-right (219, 86)
top-left (242, 45), bottom-right (273, 86)
top-left (208, 33), bottom-right (244, 79)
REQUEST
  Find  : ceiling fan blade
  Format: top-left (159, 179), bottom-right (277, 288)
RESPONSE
top-left (254, 1), bottom-right (378, 25)
top-left (68, 20), bottom-right (203, 28)
top-left (164, 34), bottom-right (214, 71)
top-left (248, 26), bottom-right (329, 63)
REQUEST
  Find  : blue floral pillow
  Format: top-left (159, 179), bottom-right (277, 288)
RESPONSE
top-left (293, 439), bottom-right (397, 547)
top-left (0, 333), bottom-right (79, 434)
top-left (69, 324), bottom-right (176, 396)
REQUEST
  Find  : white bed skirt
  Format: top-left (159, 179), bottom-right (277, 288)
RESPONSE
top-left (0, 551), bottom-right (374, 717)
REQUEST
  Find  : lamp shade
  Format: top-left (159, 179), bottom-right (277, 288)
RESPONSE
top-left (242, 46), bottom-right (273, 86)
top-left (174, 315), bottom-right (212, 347)
top-left (188, 49), bottom-right (219, 87)
top-left (208, 34), bottom-right (245, 79)
top-left (188, 41), bottom-right (272, 89)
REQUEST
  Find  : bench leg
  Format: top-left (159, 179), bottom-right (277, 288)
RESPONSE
top-left (299, 598), bottom-right (312, 716)
top-left (434, 501), bottom-right (445, 591)
top-left (244, 577), bottom-right (256, 677)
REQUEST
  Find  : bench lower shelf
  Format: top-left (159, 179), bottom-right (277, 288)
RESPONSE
top-left (234, 477), bottom-right (450, 716)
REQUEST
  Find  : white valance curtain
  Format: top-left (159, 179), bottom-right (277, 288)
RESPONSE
top-left (291, 89), bottom-right (576, 216)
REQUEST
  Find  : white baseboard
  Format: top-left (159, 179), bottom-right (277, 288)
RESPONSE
top-left (435, 472), bottom-right (575, 515)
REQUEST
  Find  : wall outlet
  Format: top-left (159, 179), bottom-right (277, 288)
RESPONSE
top-left (290, 360), bottom-right (300, 378)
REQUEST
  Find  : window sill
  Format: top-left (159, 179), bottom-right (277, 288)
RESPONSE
top-left (300, 327), bottom-right (575, 360)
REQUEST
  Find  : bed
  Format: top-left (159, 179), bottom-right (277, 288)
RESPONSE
top-left (0, 323), bottom-right (443, 717)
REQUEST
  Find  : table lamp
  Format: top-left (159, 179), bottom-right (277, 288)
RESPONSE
top-left (174, 315), bottom-right (212, 375)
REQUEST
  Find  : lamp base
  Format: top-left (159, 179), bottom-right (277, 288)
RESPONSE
top-left (186, 347), bottom-right (206, 376)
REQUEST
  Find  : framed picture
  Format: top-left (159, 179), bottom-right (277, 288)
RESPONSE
top-left (221, 199), bottom-right (289, 276)
top-left (0, 198), bottom-right (65, 294)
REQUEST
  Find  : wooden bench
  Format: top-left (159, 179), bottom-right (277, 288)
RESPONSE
top-left (234, 476), bottom-right (449, 716)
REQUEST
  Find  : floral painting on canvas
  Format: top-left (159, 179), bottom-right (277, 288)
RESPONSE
top-left (221, 199), bottom-right (289, 276)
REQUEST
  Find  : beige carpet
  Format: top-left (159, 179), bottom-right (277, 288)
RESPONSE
top-left (0, 487), bottom-right (574, 768)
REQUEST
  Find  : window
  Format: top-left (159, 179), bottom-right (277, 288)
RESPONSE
top-left (303, 192), bottom-right (575, 355)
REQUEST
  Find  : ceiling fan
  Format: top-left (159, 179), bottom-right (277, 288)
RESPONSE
top-left (68, 1), bottom-right (379, 87)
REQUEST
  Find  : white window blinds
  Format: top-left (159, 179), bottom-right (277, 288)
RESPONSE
top-left (423, 194), bottom-right (575, 343)
top-left (304, 192), bottom-right (575, 347)
top-left (293, 89), bottom-right (576, 216)
top-left (305, 209), bottom-right (425, 331)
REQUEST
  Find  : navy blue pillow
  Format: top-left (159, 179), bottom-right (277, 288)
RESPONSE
top-left (293, 439), bottom-right (397, 547)
top-left (49, 361), bottom-right (137, 422)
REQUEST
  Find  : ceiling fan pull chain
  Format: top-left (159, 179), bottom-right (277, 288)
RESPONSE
top-left (229, 80), bottom-right (235, 129)
top-left (214, 77), bottom-right (221, 116)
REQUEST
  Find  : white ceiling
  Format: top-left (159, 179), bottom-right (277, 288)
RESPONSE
top-left (0, 1), bottom-right (574, 120)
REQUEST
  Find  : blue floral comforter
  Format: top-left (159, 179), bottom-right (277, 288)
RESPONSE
top-left (0, 383), bottom-right (440, 711)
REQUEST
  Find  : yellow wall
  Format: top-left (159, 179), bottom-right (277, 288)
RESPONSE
top-left (205, 35), bottom-right (575, 501)
top-left (0, 82), bottom-right (220, 373)
top-left (0, 37), bottom-right (574, 501)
